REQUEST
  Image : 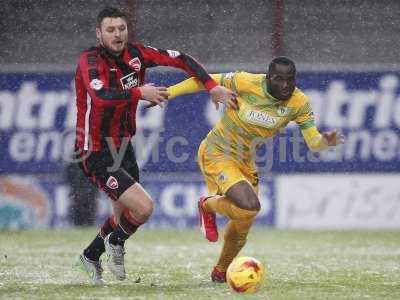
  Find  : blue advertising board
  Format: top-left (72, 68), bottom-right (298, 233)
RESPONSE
top-left (0, 70), bottom-right (399, 174)
top-left (0, 174), bottom-right (274, 228)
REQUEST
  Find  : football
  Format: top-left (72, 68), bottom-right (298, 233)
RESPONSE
top-left (226, 256), bottom-right (265, 294)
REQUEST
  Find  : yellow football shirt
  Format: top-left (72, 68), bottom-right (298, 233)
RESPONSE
top-left (167, 71), bottom-right (328, 161)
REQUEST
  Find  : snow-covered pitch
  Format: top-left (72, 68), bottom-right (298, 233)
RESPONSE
top-left (1, 229), bottom-right (399, 299)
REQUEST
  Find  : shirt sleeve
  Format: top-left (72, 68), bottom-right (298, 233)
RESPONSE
top-left (167, 74), bottom-right (223, 100)
top-left (137, 44), bottom-right (218, 91)
top-left (301, 126), bottom-right (329, 152)
top-left (295, 100), bottom-right (316, 130)
top-left (166, 72), bottom-right (253, 100)
top-left (77, 51), bottom-right (142, 104)
top-left (217, 71), bottom-right (241, 92)
top-left (296, 99), bottom-right (328, 152)
top-left (218, 71), bottom-right (264, 94)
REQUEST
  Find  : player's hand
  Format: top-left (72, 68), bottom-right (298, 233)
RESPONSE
top-left (210, 85), bottom-right (238, 110)
top-left (322, 130), bottom-right (345, 146)
top-left (139, 83), bottom-right (169, 108)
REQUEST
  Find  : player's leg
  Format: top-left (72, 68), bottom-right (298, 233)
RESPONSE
top-left (197, 140), bottom-right (220, 241)
top-left (103, 179), bottom-right (153, 281)
top-left (211, 217), bottom-right (255, 282)
top-left (90, 144), bottom-right (140, 253)
top-left (198, 147), bottom-right (260, 243)
top-left (74, 151), bottom-right (113, 285)
top-left (83, 201), bottom-right (123, 263)
top-left (103, 145), bottom-right (153, 280)
top-left (76, 146), bottom-right (151, 282)
top-left (77, 210), bottom-right (122, 285)
top-left (206, 181), bottom-right (260, 281)
top-left (105, 144), bottom-right (151, 248)
top-left (106, 181), bottom-right (153, 247)
top-left (197, 143), bottom-right (260, 282)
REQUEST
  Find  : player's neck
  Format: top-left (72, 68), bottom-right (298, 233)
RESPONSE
top-left (100, 45), bottom-right (125, 58)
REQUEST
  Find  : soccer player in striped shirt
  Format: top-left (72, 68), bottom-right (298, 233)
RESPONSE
top-left (74, 6), bottom-right (236, 285)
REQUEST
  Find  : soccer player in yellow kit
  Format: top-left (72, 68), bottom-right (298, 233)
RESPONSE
top-left (167, 57), bottom-right (344, 282)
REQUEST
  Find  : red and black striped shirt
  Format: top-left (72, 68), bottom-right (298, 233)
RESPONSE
top-left (75, 42), bottom-right (217, 152)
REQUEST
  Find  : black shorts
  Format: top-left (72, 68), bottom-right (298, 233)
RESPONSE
top-left (79, 144), bottom-right (139, 201)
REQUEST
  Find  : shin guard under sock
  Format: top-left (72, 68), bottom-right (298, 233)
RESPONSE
top-left (215, 219), bottom-right (254, 272)
top-left (214, 204), bottom-right (258, 272)
top-left (84, 216), bottom-right (117, 261)
top-left (108, 209), bottom-right (142, 246)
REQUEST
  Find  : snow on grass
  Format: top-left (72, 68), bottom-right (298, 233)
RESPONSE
top-left (0, 229), bottom-right (400, 299)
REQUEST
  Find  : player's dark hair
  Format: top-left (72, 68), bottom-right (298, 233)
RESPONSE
top-left (268, 56), bottom-right (296, 74)
top-left (97, 7), bottom-right (127, 27)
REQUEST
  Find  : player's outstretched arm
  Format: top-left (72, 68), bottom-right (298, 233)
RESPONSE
top-left (167, 74), bottom-right (238, 109)
top-left (167, 76), bottom-right (208, 99)
top-left (301, 127), bottom-right (344, 152)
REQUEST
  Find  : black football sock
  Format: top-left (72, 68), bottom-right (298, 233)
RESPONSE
top-left (108, 212), bottom-right (140, 246)
top-left (84, 216), bottom-right (118, 261)
top-left (100, 216), bottom-right (117, 238)
top-left (108, 224), bottom-right (132, 246)
top-left (84, 234), bottom-right (105, 261)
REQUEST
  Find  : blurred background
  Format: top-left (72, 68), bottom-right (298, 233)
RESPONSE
top-left (0, 0), bottom-right (399, 229)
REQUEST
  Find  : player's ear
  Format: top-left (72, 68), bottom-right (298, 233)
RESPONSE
top-left (96, 27), bottom-right (101, 41)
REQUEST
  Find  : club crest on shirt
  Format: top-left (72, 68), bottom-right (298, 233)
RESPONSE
top-left (106, 176), bottom-right (119, 190)
top-left (90, 79), bottom-right (103, 91)
top-left (128, 57), bottom-right (141, 72)
top-left (277, 106), bottom-right (289, 116)
top-left (120, 72), bottom-right (139, 90)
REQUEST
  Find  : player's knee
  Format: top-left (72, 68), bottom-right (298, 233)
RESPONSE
top-left (231, 204), bottom-right (259, 221)
top-left (118, 185), bottom-right (154, 223)
top-left (227, 181), bottom-right (261, 212)
top-left (135, 197), bottom-right (154, 223)
top-left (250, 198), bottom-right (261, 212)
top-left (122, 203), bottom-right (153, 226)
top-left (143, 199), bottom-right (154, 220)
top-left (241, 195), bottom-right (261, 212)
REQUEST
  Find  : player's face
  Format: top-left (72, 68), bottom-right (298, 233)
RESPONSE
top-left (96, 17), bottom-right (128, 55)
top-left (267, 64), bottom-right (296, 101)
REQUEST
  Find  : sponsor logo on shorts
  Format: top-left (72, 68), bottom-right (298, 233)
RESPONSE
top-left (128, 57), bottom-right (141, 72)
top-left (89, 79), bottom-right (103, 91)
top-left (106, 176), bottom-right (119, 190)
